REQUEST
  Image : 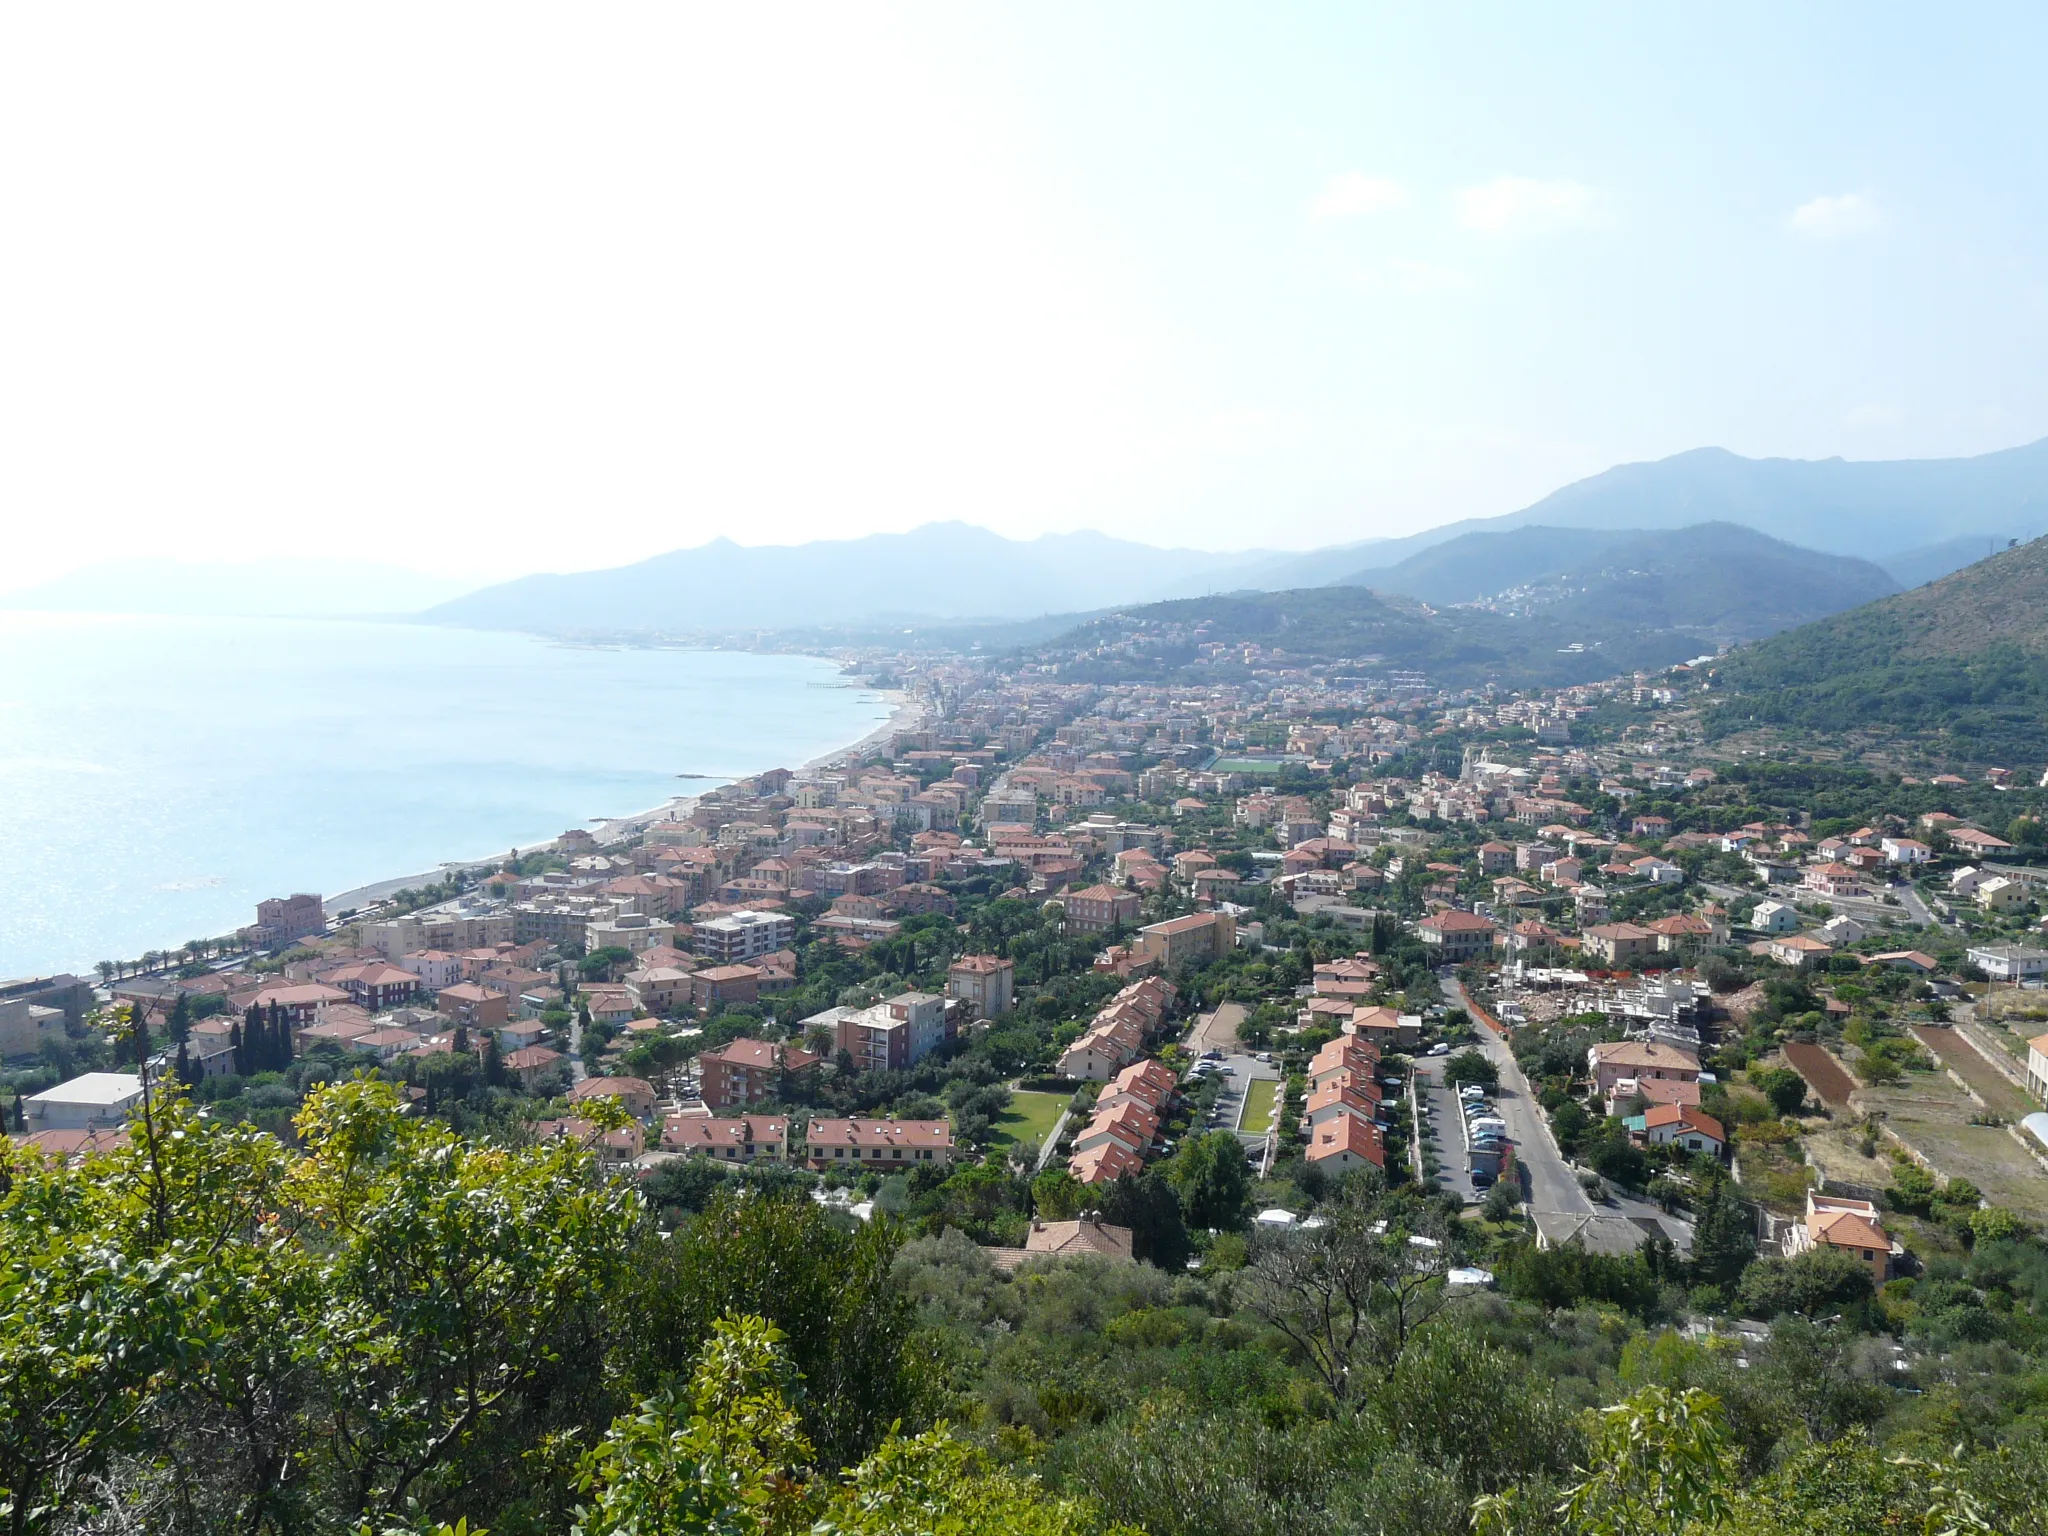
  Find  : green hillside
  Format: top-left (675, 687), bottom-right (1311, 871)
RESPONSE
top-left (1030, 585), bottom-right (1703, 689)
top-left (1351, 521), bottom-right (1899, 644)
top-left (1710, 535), bottom-right (2048, 760)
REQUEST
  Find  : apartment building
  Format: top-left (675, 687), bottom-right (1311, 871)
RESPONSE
top-left (243, 892), bottom-right (324, 948)
top-left (692, 910), bottom-right (797, 963)
top-left (828, 992), bottom-right (949, 1073)
top-left (1135, 910), bottom-right (1235, 970)
top-left (321, 961), bottom-right (421, 1011)
top-left (659, 1113), bottom-right (789, 1162)
top-left (1063, 883), bottom-right (1143, 935)
top-left (804, 1117), bottom-right (954, 1170)
top-left (946, 954), bottom-right (1015, 1017)
top-left (1413, 909), bottom-right (1499, 962)
top-left (698, 1037), bottom-right (820, 1108)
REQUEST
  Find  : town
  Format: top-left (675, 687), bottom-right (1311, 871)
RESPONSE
top-left (10, 642), bottom-right (2048, 1533)
top-left (13, 643), bottom-right (2048, 1269)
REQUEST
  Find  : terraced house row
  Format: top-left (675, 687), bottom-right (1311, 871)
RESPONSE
top-left (653, 1108), bottom-right (956, 1170)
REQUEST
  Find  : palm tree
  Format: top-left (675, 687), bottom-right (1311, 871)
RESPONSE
top-left (96, 961), bottom-right (116, 984)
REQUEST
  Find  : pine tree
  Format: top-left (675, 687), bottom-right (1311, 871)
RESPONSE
top-left (1689, 1171), bottom-right (1757, 1290)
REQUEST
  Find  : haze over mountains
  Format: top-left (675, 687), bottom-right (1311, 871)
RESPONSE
top-left (11, 438), bottom-right (2047, 630)
top-left (421, 525), bottom-right (1275, 634)
top-left (416, 437), bottom-right (2048, 638)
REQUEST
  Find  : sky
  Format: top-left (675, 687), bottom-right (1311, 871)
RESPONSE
top-left (2, 3), bottom-right (2045, 588)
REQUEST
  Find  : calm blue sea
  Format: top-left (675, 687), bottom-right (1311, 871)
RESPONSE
top-left (0, 614), bottom-right (888, 977)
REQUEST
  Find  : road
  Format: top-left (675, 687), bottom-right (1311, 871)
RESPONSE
top-left (1441, 973), bottom-right (1592, 1223)
top-left (1700, 875), bottom-right (1951, 935)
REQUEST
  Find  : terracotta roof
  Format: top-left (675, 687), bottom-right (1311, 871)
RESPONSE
top-left (1307, 1114), bottom-right (1384, 1165)
top-left (1811, 1208), bottom-right (1891, 1253)
top-left (1024, 1218), bottom-right (1133, 1259)
top-left (1589, 1041), bottom-right (1701, 1072)
top-left (1643, 1103), bottom-right (1724, 1141)
top-left (1417, 910), bottom-right (1497, 933)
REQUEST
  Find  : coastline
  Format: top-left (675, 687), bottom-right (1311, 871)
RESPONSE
top-left (321, 685), bottom-right (923, 920)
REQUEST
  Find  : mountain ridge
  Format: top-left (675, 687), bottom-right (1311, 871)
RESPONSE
top-left (420, 522), bottom-right (1284, 633)
top-left (413, 437), bottom-right (2048, 637)
top-left (1347, 521), bottom-right (1901, 644)
top-left (1710, 535), bottom-right (2048, 761)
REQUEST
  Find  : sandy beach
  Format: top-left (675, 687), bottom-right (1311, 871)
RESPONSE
top-left (323, 684), bottom-right (923, 918)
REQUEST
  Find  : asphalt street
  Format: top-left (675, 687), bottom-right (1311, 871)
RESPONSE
top-left (1444, 975), bottom-right (1594, 1223)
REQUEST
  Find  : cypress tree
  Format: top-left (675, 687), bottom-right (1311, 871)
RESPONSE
top-left (11, 1094), bottom-right (25, 1131)
top-left (483, 1032), bottom-right (505, 1087)
top-left (234, 1010), bottom-right (254, 1077)
top-left (453, 1025), bottom-right (470, 1056)
top-left (131, 1004), bottom-right (151, 1073)
top-left (168, 992), bottom-right (191, 1047)
top-left (175, 1038), bottom-right (195, 1088)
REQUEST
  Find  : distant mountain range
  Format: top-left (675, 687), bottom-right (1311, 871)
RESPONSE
top-left (420, 524), bottom-right (1280, 634)
top-left (1, 558), bottom-right (479, 618)
top-left (415, 438), bottom-right (2048, 637)
top-left (1321, 438), bottom-right (2048, 587)
top-left (1710, 533), bottom-right (2048, 762)
top-left (20, 438), bottom-right (2044, 630)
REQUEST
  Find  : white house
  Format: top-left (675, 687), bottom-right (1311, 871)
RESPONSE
top-left (1951, 866), bottom-right (1990, 896)
top-left (1881, 836), bottom-right (1932, 865)
top-left (1816, 914), bottom-right (1867, 946)
top-left (25, 1072), bottom-right (145, 1132)
top-left (1750, 900), bottom-right (1799, 935)
top-left (1970, 944), bottom-right (2048, 983)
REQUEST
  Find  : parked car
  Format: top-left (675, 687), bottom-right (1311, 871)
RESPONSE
top-left (1427, 1042), bottom-right (1451, 1056)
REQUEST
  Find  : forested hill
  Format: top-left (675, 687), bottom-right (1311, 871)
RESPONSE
top-left (1031, 528), bottom-right (1897, 690)
top-left (1345, 521), bottom-right (1899, 643)
top-left (1028, 585), bottom-right (1706, 689)
top-left (1709, 534), bottom-right (2048, 760)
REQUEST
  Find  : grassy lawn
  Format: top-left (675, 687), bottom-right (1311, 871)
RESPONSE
top-left (1244, 1078), bottom-right (1280, 1135)
top-left (987, 1089), bottom-right (1069, 1151)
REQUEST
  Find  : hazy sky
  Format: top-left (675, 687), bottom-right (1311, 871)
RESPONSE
top-left (3, 4), bottom-right (2044, 586)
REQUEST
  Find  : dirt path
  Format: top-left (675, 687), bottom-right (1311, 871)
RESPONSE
top-left (1913, 1025), bottom-right (2033, 1120)
top-left (1784, 1041), bottom-right (1858, 1108)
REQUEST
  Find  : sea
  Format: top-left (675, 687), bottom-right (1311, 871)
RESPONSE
top-left (0, 612), bottom-right (889, 978)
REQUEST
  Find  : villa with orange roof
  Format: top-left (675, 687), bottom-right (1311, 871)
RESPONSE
top-left (1790, 1193), bottom-right (1899, 1282)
